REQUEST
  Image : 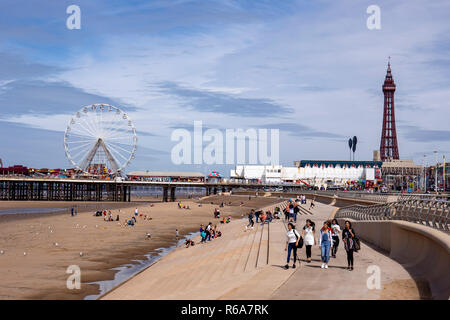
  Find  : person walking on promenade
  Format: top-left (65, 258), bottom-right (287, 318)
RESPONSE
top-left (288, 202), bottom-right (294, 221)
top-left (309, 198), bottom-right (315, 209)
top-left (293, 204), bottom-right (299, 222)
top-left (343, 220), bottom-right (356, 270)
top-left (284, 223), bottom-right (300, 269)
top-left (246, 210), bottom-right (255, 230)
top-left (284, 208), bottom-right (289, 221)
top-left (255, 210), bottom-right (261, 223)
top-left (301, 219), bottom-right (315, 263)
top-left (319, 221), bottom-right (333, 269)
top-left (330, 219), bottom-right (341, 258)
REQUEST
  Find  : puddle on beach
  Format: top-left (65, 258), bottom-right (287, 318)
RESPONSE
top-left (0, 207), bottom-right (67, 215)
top-left (84, 231), bottom-right (199, 300)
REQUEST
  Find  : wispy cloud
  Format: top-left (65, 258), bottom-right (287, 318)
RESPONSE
top-left (157, 81), bottom-right (293, 117)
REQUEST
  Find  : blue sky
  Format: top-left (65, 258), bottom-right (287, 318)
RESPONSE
top-left (0, 0), bottom-right (449, 174)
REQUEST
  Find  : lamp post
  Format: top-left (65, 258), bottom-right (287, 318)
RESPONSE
top-left (443, 155), bottom-right (446, 192)
top-left (434, 151), bottom-right (438, 194)
top-left (424, 155), bottom-right (427, 192)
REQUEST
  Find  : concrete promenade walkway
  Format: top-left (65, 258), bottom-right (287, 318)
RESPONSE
top-left (102, 201), bottom-right (423, 300)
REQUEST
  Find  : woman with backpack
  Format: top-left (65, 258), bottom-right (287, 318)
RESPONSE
top-left (284, 222), bottom-right (300, 269)
top-left (301, 219), bottom-right (315, 263)
top-left (343, 220), bottom-right (356, 270)
top-left (318, 221), bottom-right (333, 269)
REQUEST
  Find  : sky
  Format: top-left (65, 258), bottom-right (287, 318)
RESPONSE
top-left (0, 0), bottom-right (449, 175)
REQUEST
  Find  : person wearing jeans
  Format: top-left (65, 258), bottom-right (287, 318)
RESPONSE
top-left (301, 219), bottom-right (315, 263)
top-left (284, 223), bottom-right (300, 269)
top-left (319, 222), bottom-right (333, 269)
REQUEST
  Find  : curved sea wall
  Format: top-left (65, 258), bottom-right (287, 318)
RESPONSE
top-left (335, 219), bottom-right (450, 300)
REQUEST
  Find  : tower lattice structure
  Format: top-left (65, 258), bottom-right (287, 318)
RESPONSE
top-left (380, 59), bottom-right (399, 161)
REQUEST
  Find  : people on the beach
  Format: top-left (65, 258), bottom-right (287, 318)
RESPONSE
top-left (319, 221), bottom-right (332, 269)
top-left (301, 219), bottom-right (315, 263)
top-left (206, 222), bottom-right (213, 241)
top-left (331, 219), bottom-right (341, 258)
top-left (176, 229), bottom-right (179, 240)
top-left (343, 220), bottom-right (356, 271)
top-left (285, 222), bottom-right (300, 269)
top-left (214, 208), bottom-right (220, 219)
top-left (185, 239), bottom-right (195, 248)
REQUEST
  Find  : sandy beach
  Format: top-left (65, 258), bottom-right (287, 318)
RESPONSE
top-left (0, 195), bottom-right (281, 299)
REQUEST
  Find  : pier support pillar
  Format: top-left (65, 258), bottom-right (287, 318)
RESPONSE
top-left (169, 186), bottom-right (176, 202)
top-left (163, 186), bottom-right (169, 202)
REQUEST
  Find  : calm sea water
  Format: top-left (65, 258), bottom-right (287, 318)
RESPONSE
top-left (0, 207), bottom-right (67, 215)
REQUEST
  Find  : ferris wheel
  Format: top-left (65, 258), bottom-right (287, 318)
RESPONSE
top-left (64, 104), bottom-right (137, 175)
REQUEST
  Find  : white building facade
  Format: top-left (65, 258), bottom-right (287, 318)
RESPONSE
top-left (230, 160), bottom-right (382, 188)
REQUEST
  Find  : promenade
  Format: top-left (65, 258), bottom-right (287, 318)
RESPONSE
top-left (102, 200), bottom-right (425, 300)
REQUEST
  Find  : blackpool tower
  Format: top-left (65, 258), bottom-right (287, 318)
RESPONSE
top-left (380, 58), bottom-right (400, 161)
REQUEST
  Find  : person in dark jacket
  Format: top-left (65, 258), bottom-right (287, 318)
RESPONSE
top-left (342, 220), bottom-right (356, 270)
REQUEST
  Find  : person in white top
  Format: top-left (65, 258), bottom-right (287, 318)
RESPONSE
top-left (284, 223), bottom-right (300, 269)
top-left (330, 219), bottom-right (341, 258)
top-left (301, 219), bottom-right (316, 263)
top-left (135, 208), bottom-right (139, 216)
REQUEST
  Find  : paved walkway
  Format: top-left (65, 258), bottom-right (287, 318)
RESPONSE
top-left (102, 201), bottom-right (420, 300)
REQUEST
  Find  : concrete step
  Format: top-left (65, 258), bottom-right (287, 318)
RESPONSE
top-left (206, 231), bottom-right (248, 284)
top-left (195, 229), bottom-right (243, 286)
top-left (256, 222), bottom-right (269, 268)
top-left (173, 223), bottom-right (243, 293)
top-left (232, 224), bottom-right (258, 275)
top-left (244, 223), bottom-right (264, 272)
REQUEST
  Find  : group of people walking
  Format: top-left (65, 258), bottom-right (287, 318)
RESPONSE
top-left (285, 218), bottom-right (357, 270)
top-left (283, 197), bottom-right (315, 223)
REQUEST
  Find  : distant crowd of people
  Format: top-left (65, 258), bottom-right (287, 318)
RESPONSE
top-left (92, 207), bottom-right (152, 227)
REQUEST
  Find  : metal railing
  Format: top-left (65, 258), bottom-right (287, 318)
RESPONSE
top-left (335, 198), bottom-right (450, 233)
top-left (296, 190), bottom-right (450, 204)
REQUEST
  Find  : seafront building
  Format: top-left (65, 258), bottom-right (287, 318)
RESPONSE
top-left (230, 160), bottom-right (382, 189)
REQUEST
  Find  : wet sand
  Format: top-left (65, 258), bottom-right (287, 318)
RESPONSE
top-left (0, 195), bottom-right (280, 299)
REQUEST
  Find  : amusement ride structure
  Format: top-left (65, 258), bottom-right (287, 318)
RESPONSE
top-left (64, 104), bottom-right (137, 176)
